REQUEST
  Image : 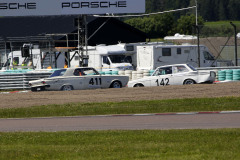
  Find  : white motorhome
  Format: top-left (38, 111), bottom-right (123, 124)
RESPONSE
top-left (70, 44), bottom-right (133, 71)
top-left (136, 43), bottom-right (233, 70)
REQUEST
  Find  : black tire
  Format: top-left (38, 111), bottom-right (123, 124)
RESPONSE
top-left (39, 86), bottom-right (45, 91)
top-left (110, 81), bottom-right (122, 88)
top-left (183, 79), bottom-right (195, 85)
top-left (31, 87), bottom-right (37, 92)
top-left (134, 84), bottom-right (144, 87)
top-left (61, 85), bottom-right (73, 91)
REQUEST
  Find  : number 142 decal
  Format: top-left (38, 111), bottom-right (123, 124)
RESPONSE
top-left (156, 78), bottom-right (169, 86)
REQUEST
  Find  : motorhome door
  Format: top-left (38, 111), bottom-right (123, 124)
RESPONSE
top-left (102, 56), bottom-right (110, 71)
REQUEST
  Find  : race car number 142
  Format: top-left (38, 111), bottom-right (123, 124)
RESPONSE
top-left (156, 78), bottom-right (169, 86)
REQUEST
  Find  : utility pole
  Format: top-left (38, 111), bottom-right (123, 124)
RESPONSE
top-left (195, 0), bottom-right (198, 26)
top-left (230, 22), bottom-right (238, 66)
top-left (193, 25), bottom-right (200, 67)
top-left (77, 15), bottom-right (87, 67)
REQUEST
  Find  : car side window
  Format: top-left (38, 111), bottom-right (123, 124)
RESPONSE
top-left (83, 68), bottom-right (97, 75)
top-left (174, 66), bottom-right (189, 73)
top-left (154, 67), bottom-right (172, 76)
top-left (73, 69), bottom-right (86, 76)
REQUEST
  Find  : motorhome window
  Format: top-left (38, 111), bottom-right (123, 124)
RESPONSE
top-left (108, 55), bottom-right (131, 63)
top-left (103, 56), bottom-right (110, 65)
top-left (74, 56), bottom-right (79, 61)
top-left (203, 51), bottom-right (214, 60)
top-left (177, 48), bottom-right (181, 54)
top-left (184, 50), bottom-right (190, 54)
top-left (124, 56), bottom-right (132, 63)
top-left (126, 45), bottom-right (134, 51)
top-left (162, 48), bottom-right (171, 56)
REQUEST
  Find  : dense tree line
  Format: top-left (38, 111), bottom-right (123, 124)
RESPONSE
top-left (125, 14), bottom-right (204, 38)
top-left (124, 0), bottom-right (239, 38)
top-left (146, 0), bottom-right (240, 21)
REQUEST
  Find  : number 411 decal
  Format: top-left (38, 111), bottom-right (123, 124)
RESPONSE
top-left (156, 78), bottom-right (169, 86)
top-left (89, 78), bottom-right (102, 85)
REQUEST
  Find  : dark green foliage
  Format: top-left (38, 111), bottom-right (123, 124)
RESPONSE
top-left (125, 14), bottom-right (204, 38)
top-left (146, 0), bottom-right (240, 21)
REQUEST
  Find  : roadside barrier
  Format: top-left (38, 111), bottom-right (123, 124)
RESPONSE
top-left (0, 72), bottom-right (52, 90)
top-left (218, 69), bottom-right (240, 82)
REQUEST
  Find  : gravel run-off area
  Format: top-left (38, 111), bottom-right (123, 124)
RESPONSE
top-left (1, 82), bottom-right (240, 109)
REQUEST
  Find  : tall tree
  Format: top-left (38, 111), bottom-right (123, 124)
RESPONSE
top-left (228, 0), bottom-right (240, 20)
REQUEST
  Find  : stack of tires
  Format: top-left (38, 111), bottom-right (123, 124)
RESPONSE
top-left (104, 71), bottom-right (112, 75)
top-left (137, 70), bottom-right (144, 79)
top-left (118, 71), bottom-right (125, 76)
top-left (125, 70), bottom-right (132, 80)
top-left (233, 70), bottom-right (240, 81)
top-left (150, 70), bottom-right (155, 76)
top-left (225, 70), bottom-right (233, 81)
top-left (112, 71), bottom-right (118, 75)
top-left (143, 70), bottom-right (150, 78)
top-left (218, 70), bottom-right (226, 81)
top-left (99, 71), bottom-right (105, 75)
top-left (132, 71), bottom-right (138, 80)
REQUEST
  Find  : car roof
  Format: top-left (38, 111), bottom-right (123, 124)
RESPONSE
top-left (63, 67), bottom-right (95, 76)
top-left (157, 64), bottom-right (188, 68)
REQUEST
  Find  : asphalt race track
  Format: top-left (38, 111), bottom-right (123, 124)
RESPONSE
top-left (1, 112), bottom-right (240, 132)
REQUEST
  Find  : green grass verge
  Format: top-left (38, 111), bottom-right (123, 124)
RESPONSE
top-left (1, 97), bottom-right (240, 118)
top-left (0, 129), bottom-right (240, 160)
top-left (205, 21), bottom-right (240, 27)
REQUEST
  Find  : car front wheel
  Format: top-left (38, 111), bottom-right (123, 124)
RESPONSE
top-left (183, 79), bottom-right (195, 85)
top-left (61, 85), bottom-right (73, 91)
top-left (110, 81), bottom-right (122, 88)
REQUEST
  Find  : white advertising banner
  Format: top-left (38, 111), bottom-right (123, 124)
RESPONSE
top-left (0, 0), bottom-right (145, 17)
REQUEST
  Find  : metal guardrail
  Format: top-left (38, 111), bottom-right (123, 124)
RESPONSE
top-left (0, 72), bottom-right (52, 90)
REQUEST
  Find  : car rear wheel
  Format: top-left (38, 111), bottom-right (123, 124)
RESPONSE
top-left (110, 81), bottom-right (122, 88)
top-left (62, 85), bottom-right (73, 91)
top-left (183, 79), bottom-right (195, 85)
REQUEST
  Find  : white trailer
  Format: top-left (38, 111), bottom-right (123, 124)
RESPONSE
top-left (70, 44), bottom-right (133, 71)
top-left (136, 43), bottom-right (233, 70)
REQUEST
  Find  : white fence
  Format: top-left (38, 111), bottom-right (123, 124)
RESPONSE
top-left (0, 72), bottom-right (52, 90)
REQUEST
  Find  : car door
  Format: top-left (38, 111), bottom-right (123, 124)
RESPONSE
top-left (172, 65), bottom-right (191, 85)
top-left (150, 66), bottom-right (174, 86)
top-left (81, 68), bottom-right (102, 89)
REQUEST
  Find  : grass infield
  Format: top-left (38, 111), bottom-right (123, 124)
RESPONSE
top-left (0, 129), bottom-right (240, 160)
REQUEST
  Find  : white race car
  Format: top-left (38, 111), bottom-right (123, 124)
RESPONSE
top-left (29, 67), bottom-right (129, 91)
top-left (128, 64), bottom-right (216, 87)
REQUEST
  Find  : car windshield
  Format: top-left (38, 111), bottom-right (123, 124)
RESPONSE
top-left (108, 55), bottom-right (132, 63)
top-left (187, 64), bottom-right (197, 71)
top-left (50, 69), bottom-right (66, 77)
